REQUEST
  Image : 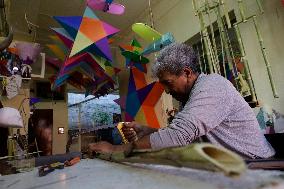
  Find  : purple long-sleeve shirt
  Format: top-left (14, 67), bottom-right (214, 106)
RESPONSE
top-left (150, 73), bottom-right (275, 159)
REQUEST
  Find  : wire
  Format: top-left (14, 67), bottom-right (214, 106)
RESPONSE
top-left (148, 0), bottom-right (155, 29)
top-left (24, 13), bottom-right (39, 28)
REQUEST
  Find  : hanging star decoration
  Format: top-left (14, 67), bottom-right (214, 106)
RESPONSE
top-left (54, 6), bottom-right (119, 60)
top-left (119, 39), bottom-right (149, 73)
top-left (46, 30), bottom-right (86, 90)
top-left (47, 6), bottom-right (120, 97)
top-left (114, 68), bottom-right (164, 128)
top-left (46, 35), bottom-right (68, 61)
top-left (132, 23), bottom-right (175, 55)
top-left (46, 56), bottom-right (85, 90)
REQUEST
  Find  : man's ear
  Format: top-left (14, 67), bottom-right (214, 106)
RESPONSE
top-left (183, 67), bottom-right (193, 78)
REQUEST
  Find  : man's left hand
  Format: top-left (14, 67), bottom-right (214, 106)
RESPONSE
top-left (88, 141), bottom-right (134, 156)
top-left (89, 141), bottom-right (115, 154)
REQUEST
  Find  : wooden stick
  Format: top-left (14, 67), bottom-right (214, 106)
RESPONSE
top-left (238, 0), bottom-right (247, 22)
top-left (234, 24), bottom-right (257, 102)
top-left (219, 0), bottom-right (232, 28)
top-left (252, 16), bottom-right (279, 98)
top-left (205, 0), bottom-right (221, 74)
top-left (220, 32), bottom-right (227, 78)
top-left (222, 12), bottom-right (252, 96)
top-left (192, 0), bottom-right (198, 16)
top-left (222, 15), bottom-right (241, 76)
top-left (197, 10), bottom-right (214, 73)
top-left (216, 4), bottom-right (252, 94)
top-left (208, 38), bottom-right (220, 74)
top-left (255, 0), bottom-right (264, 14)
top-left (194, 45), bottom-right (204, 73)
top-left (148, 0), bottom-right (155, 29)
top-left (216, 5), bottom-right (236, 78)
top-left (193, 0), bottom-right (215, 73)
top-left (199, 31), bottom-right (208, 73)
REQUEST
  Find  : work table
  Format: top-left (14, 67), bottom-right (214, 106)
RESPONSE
top-left (1, 159), bottom-right (284, 189)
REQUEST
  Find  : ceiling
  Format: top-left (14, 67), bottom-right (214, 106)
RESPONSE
top-left (7, 0), bottom-right (159, 50)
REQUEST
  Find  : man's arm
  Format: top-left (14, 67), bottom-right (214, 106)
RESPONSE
top-left (123, 122), bottom-right (158, 142)
top-left (88, 135), bottom-right (152, 156)
top-left (132, 135), bottom-right (151, 149)
top-left (150, 84), bottom-right (233, 150)
top-left (90, 77), bottom-right (234, 154)
top-left (89, 123), bottom-right (156, 155)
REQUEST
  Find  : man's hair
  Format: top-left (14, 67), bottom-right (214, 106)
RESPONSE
top-left (152, 43), bottom-right (200, 78)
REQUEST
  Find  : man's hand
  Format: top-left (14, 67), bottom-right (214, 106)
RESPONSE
top-left (122, 122), bottom-right (144, 142)
top-left (88, 141), bottom-right (134, 156)
top-left (122, 122), bottom-right (158, 143)
top-left (89, 141), bottom-right (114, 153)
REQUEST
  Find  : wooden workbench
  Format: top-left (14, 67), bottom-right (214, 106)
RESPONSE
top-left (1, 159), bottom-right (284, 189)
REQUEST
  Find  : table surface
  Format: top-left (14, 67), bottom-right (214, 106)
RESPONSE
top-left (1, 159), bottom-right (284, 189)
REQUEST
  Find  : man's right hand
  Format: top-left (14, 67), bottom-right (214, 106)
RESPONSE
top-left (122, 122), bottom-right (158, 142)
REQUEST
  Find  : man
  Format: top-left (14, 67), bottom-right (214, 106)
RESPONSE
top-left (28, 111), bottom-right (53, 156)
top-left (35, 119), bottom-right (52, 156)
top-left (89, 43), bottom-right (275, 159)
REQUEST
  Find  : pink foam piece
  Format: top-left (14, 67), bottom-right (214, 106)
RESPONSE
top-left (87, 0), bottom-right (125, 15)
top-left (87, 0), bottom-right (105, 10)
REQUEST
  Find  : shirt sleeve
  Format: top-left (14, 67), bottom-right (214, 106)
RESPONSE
top-left (150, 84), bottom-right (233, 150)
